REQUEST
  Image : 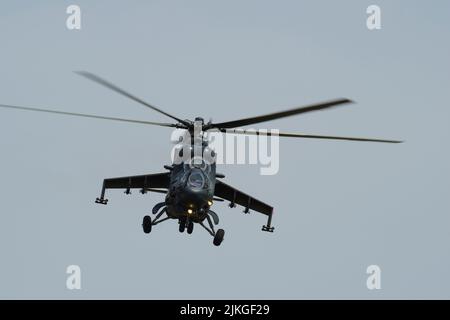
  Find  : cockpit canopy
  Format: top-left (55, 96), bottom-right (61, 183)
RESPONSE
top-left (170, 155), bottom-right (216, 191)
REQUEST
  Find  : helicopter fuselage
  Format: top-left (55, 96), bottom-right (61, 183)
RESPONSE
top-left (165, 150), bottom-right (217, 223)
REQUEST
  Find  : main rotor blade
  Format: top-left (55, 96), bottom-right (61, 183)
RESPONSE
top-left (207, 98), bottom-right (353, 129)
top-left (0, 104), bottom-right (182, 128)
top-left (212, 128), bottom-right (403, 143)
top-left (75, 71), bottom-right (190, 126)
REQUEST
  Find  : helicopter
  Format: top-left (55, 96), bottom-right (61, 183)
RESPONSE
top-left (0, 71), bottom-right (402, 246)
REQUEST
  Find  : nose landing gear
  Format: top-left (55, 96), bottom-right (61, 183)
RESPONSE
top-left (178, 217), bottom-right (194, 234)
top-left (179, 217), bottom-right (187, 233)
top-left (187, 221), bottom-right (194, 234)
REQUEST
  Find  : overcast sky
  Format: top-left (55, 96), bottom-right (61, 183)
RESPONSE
top-left (0, 0), bottom-right (449, 299)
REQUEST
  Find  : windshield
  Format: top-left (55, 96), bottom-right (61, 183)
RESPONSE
top-left (188, 170), bottom-right (205, 189)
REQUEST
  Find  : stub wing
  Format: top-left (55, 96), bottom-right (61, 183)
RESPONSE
top-left (214, 180), bottom-right (273, 216)
top-left (95, 172), bottom-right (170, 204)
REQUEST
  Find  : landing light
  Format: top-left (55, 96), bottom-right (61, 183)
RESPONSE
top-left (208, 200), bottom-right (213, 206)
top-left (187, 209), bottom-right (193, 214)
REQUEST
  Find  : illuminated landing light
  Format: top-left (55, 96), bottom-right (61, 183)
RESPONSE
top-left (208, 200), bottom-right (213, 206)
top-left (187, 209), bottom-right (193, 214)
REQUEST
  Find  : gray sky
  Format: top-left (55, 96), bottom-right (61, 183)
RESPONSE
top-left (0, 0), bottom-right (449, 299)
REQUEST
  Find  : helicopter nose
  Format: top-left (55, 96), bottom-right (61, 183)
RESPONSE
top-left (182, 187), bottom-right (209, 209)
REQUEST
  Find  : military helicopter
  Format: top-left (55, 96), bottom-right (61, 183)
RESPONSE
top-left (0, 72), bottom-right (402, 246)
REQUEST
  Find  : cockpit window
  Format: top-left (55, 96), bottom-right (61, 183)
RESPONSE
top-left (184, 157), bottom-right (211, 174)
top-left (188, 170), bottom-right (205, 189)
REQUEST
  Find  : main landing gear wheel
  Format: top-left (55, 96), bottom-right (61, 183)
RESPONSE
top-left (187, 221), bottom-right (194, 234)
top-left (179, 217), bottom-right (187, 233)
top-left (213, 229), bottom-right (225, 246)
top-left (142, 215), bottom-right (152, 234)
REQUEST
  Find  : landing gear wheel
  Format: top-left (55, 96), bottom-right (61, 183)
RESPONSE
top-left (179, 217), bottom-right (186, 233)
top-left (187, 221), bottom-right (194, 234)
top-left (213, 229), bottom-right (225, 246)
top-left (142, 215), bottom-right (152, 234)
